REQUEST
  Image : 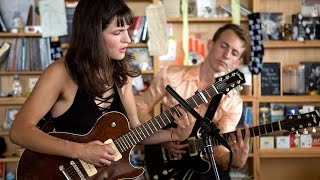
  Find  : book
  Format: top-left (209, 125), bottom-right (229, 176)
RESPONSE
top-left (0, 9), bottom-right (7, 32)
top-left (0, 42), bottom-right (11, 65)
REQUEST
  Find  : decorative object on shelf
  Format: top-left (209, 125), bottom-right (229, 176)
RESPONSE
top-left (238, 65), bottom-right (252, 96)
top-left (5, 168), bottom-right (15, 180)
top-left (280, 23), bottom-right (292, 40)
top-left (300, 61), bottom-right (320, 94)
top-left (260, 12), bottom-right (283, 40)
top-left (260, 136), bottom-right (274, 149)
top-left (259, 104), bottom-right (271, 124)
top-left (276, 136), bottom-right (290, 149)
top-left (283, 64), bottom-right (306, 95)
top-left (11, 74), bottom-right (23, 97)
top-left (4, 107), bottom-right (19, 130)
top-left (195, 0), bottom-right (216, 18)
top-left (292, 13), bottom-right (320, 41)
top-left (260, 62), bottom-right (281, 95)
top-left (247, 13), bottom-right (264, 74)
top-left (127, 47), bottom-right (153, 71)
top-left (162, 0), bottom-right (180, 18)
top-left (10, 11), bottom-right (24, 33)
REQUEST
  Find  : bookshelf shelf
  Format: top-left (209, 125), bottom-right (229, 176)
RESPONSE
top-left (141, 69), bottom-right (154, 74)
top-left (257, 96), bottom-right (320, 103)
top-left (166, 17), bottom-right (248, 23)
top-left (259, 148), bottom-right (320, 158)
top-left (129, 43), bottom-right (148, 48)
top-left (0, 32), bottom-right (42, 37)
top-left (241, 96), bottom-right (256, 103)
top-left (0, 71), bottom-right (42, 75)
top-left (0, 157), bottom-right (20, 163)
top-left (264, 40), bottom-right (320, 48)
top-left (0, 131), bottom-right (9, 136)
top-left (0, 97), bottom-right (26, 105)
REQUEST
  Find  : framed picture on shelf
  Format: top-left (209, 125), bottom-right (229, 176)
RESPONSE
top-left (300, 61), bottom-right (320, 93)
top-left (4, 107), bottom-right (20, 130)
top-left (260, 62), bottom-right (281, 96)
top-left (260, 12), bottom-right (283, 40)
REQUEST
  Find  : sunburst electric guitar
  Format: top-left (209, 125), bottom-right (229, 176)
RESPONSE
top-left (145, 111), bottom-right (320, 180)
top-left (16, 69), bottom-right (246, 180)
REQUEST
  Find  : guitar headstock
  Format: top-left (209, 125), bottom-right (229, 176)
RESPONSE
top-left (214, 69), bottom-right (246, 95)
top-left (280, 110), bottom-right (320, 132)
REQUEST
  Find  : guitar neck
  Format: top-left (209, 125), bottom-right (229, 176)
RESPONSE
top-left (193, 122), bottom-right (283, 151)
top-left (192, 112), bottom-right (320, 151)
top-left (113, 69), bottom-right (245, 154)
top-left (113, 81), bottom-right (218, 153)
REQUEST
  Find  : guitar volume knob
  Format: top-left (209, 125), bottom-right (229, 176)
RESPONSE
top-left (162, 170), bottom-right (168, 175)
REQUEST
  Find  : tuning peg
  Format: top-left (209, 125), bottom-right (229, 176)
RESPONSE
top-left (153, 175), bottom-right (159, 180)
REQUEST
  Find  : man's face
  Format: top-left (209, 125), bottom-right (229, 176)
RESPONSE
top-left (206, 29), bottom-right (245, 73)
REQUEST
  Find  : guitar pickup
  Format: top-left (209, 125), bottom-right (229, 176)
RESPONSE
top-left (188, 137), bottom-right (198, 157)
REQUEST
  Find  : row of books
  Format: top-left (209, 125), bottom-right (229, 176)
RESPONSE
top-left (129, 16), bottom-right (148, 44)
top-left (0, 38), bottom-right (54, 71)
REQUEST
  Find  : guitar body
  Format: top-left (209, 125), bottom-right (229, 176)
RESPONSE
top-left (17, 112), bottom-right (144, 180)
top-left (145, 144), bottom-right (210, 179)
top-left (145, 121), bottom-right (211, 180)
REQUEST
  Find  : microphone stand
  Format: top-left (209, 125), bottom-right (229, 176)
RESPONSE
top-left (165, 85), bottom-right (232, 180)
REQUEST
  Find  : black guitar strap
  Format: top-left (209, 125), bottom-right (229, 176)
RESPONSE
top-left (204, 94), bottom-right (223, 120)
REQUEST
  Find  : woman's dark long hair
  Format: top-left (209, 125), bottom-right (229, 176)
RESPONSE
top-left (65, 0), bottom-right (140, 97)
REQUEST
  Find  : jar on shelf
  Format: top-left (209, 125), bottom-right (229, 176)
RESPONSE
top-left (283, 64), bottom-right (305, 95)
top-left (11, 11), bottom-right (24, 33)
top-left (12, 75), bottom-right (23, 97)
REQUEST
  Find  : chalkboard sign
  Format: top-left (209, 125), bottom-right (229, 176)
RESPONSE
top-left (261, 62), bottom-right (281, 95)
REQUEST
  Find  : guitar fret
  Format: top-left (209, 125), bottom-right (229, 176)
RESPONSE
top-left (121, 136), bottom-right (130, 150)
top-left (146, 121), bottom-right (154, 134)
top-left (141, 124), bottom-right (150, 137)
top-left (265, 123), bottom-right (272, 133)
top-left (191, 96), bottom-right (199, 107)
top-left (168, 108), bottom-right (176, 117)
top-left (157, 115), bottom-right (166, 127)
top-left (204, 88), bottom-right (212, 99)
top-left (150, 120), bottom-right (160, 131)
top-left (128, 133), bottom-right (136, 145)
top-left (198, 90), bottom-right (208, 103)
top-left (132, 131), bottom-right (140, 144)
top-left (163, 112), bottom-right (171, 124)
top-left (155, 118), bottom-right (162, 129)
top-left (278, 121), bottom-right (282, 131)
top-left (136, 126), bottom-right (145, 139)
top-left (124, 134), bottom-right (133, 148)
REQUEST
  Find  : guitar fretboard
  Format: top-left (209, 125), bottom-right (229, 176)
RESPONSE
top-left (114, 70), bottom-right (244, 153)
top-left (191, 111), bottom-right (320, 151)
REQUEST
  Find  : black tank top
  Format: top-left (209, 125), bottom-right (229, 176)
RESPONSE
top-left (52, 86), bottom-right (126, 135)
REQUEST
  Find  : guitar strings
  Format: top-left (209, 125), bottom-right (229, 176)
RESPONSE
top-left (57, 73), bottom-right (238, 178)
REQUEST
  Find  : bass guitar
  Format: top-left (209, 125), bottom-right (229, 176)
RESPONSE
top-left (16, 69), bottom-right (245, 180)
top-left (145, 110), bottom-right (320, 180)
